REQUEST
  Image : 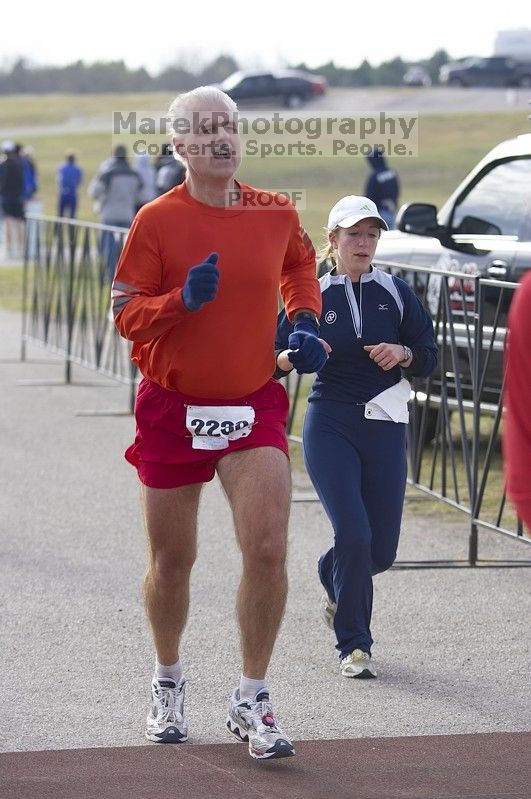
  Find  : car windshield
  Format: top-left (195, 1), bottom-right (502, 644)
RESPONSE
top-left (464, 57), bottom-right (484, 68)
top-left (451, 157), bottom-right (531, 242)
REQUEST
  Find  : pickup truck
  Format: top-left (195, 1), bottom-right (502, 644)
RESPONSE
top-left (439, 56), bottom-right (531, 88)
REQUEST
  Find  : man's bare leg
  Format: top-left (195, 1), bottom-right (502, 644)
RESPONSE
top-left (141, 482), bottom-right (202, 665)
top-left (216, 447), bottom-right (291, 678)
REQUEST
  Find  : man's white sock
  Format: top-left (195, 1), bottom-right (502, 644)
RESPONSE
top-left (155, 658), bottom-right (184, 684)
top-left (239, 675), bottom-right (267, 700)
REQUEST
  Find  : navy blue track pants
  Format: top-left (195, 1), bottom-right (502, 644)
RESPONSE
top-left (303, 401), bottom-right (407, 657)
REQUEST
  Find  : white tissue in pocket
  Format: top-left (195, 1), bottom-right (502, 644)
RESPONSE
top-left (364, 378), bottom-right (411, 423)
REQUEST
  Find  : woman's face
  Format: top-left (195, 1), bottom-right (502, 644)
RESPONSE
top-left (329, 218), bottom-right (381, 273)
top-left (173, 100), bottom-right (241, 183)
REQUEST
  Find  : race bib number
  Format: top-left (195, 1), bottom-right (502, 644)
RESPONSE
top-left (185, 405), bottom-right (255, 450)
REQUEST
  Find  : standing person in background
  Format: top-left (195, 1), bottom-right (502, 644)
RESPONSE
top-left (0, 141), bottom-right (25, 261)
top-left (154, 142), bottom-right (186, 196)
top-left (503, 272), bottom-right (531, 529)
top-left (20, 145), bottom-right (41, 258)
top-left (276, 195), bottom-right (437, 679)
top-left (88, 144), bottom-right (142, 280)
top-left (133, 152), bottom-right (157, 211)
top-left (57, 151), bottom-right (83, 218)
top-left (364, 147), bottom-right (400, 229)
top-left (112, 86), bottom-right (322, 760)
top-left (16, 144), bottom-right (38, 206)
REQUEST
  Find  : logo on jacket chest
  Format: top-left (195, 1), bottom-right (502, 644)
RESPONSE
top-left (324, 310), bottom-right (337, 324)
top-left (378, 303), bottom-right (389, 311)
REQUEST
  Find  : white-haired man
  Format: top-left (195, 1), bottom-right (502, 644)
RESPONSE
top-left (112, 87), bottom-right (327, 760)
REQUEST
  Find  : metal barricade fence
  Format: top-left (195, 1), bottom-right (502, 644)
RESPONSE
top-left (18, 219), bottom-right (530, 560)
top-left (21, 214), bottom-right (137, 412)
top-left (286, 260), bottom-right (529, 564)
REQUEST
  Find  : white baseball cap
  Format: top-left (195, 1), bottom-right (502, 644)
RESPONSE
top-left (327, 195), bottom-right (388, 231)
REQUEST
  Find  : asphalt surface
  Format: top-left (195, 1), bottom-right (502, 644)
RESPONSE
top-left (1, 306), bottom-right (530, 760)
top-left (291, 86), bottom-right (531, 116)
top-left (2, 87), bottom-right (530, 139)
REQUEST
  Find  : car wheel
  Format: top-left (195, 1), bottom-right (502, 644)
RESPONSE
top-left (284, 93), bottom-right (304, 108)
top-left (518, 74), bottom-right (531, 88)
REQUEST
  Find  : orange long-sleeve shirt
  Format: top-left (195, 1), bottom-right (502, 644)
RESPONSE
top-left (112, 182), bottom-right (321, 398)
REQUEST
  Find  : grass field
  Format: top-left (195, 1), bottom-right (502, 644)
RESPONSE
top-left (0, 267), bottom-right (27, 311)
top-left (1, 92), bottom-right (530, 246)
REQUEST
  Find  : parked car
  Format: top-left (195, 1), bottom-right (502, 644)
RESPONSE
top-left (374, 130), bottom-right (531, 422)
top-left (439, 56), bottom-right (531, 87)
top-left (403, 65), bottom-right (432, 87)
top-left (216, 69), bottom-right (328, 107)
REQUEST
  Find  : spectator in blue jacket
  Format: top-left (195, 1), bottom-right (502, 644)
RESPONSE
top-left (364, 148), bottom-right (400, 229)
top-left (57, 152), bottom-right (83, 218)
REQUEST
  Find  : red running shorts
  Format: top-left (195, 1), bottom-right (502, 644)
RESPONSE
top-left (125, 377), bottom-right (290, 488)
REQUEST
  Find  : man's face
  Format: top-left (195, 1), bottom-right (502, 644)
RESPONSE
top-left (173, 101), bottom-right (241, 182)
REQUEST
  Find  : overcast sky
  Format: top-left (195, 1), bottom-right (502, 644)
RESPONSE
top-left (2, 1), bottom-right (531, 75)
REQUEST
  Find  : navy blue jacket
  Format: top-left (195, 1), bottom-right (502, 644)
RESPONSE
top-left (364, 152), bottom-right (400, 213)
top-left (276, 266), bottom-right (437, 404)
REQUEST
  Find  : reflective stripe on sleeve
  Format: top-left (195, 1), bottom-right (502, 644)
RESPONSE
top-left (111, 280), bottom-right (141, 318)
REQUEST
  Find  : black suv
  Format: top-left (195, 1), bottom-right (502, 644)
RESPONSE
top-left (216, 69), bottom-right (327, 108)
top-left (439, 56), bottom-right (531, 88)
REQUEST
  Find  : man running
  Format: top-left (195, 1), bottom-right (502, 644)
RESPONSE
top-left (112, 86), bottom-right (324, 760)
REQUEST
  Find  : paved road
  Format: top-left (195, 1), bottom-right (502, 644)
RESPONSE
top-left (1, 306), bottom-right (530, 756)
top-left (2, 87), bottom-right (529, 139)
top-left (295, 86), bottom-right (531, 116)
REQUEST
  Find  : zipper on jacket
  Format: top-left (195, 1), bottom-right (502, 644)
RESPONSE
top-left (344, 278), bottom-right (363, 338)
top-left (358, 280), bottom-right (363, 338)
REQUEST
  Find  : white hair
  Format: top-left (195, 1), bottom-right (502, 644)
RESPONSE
top-left (167, 86), bottom-right (238, 148)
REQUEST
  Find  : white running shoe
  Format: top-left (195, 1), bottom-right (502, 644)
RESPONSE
top-left (226, 689), bottom-right (294, 760)
top-left (145, 677), bottom-right (188, 743)
top-left (340, 649), bottom-right (377, 679)
top-left (319, 591), bottom-right (337, 630)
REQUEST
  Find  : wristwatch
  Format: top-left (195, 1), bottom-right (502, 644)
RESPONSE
top-left (293, 310), bottom-right (319, 326)
top-left (399, 345), bottom-right (413, 365)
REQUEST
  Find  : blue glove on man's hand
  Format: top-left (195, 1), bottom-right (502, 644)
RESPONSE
top-left (287, 318), bottom-right (328, 374)
top-left (287, 316), bottom-right (319, 351)
top-left (182, 252), bottom-right (219, 312)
